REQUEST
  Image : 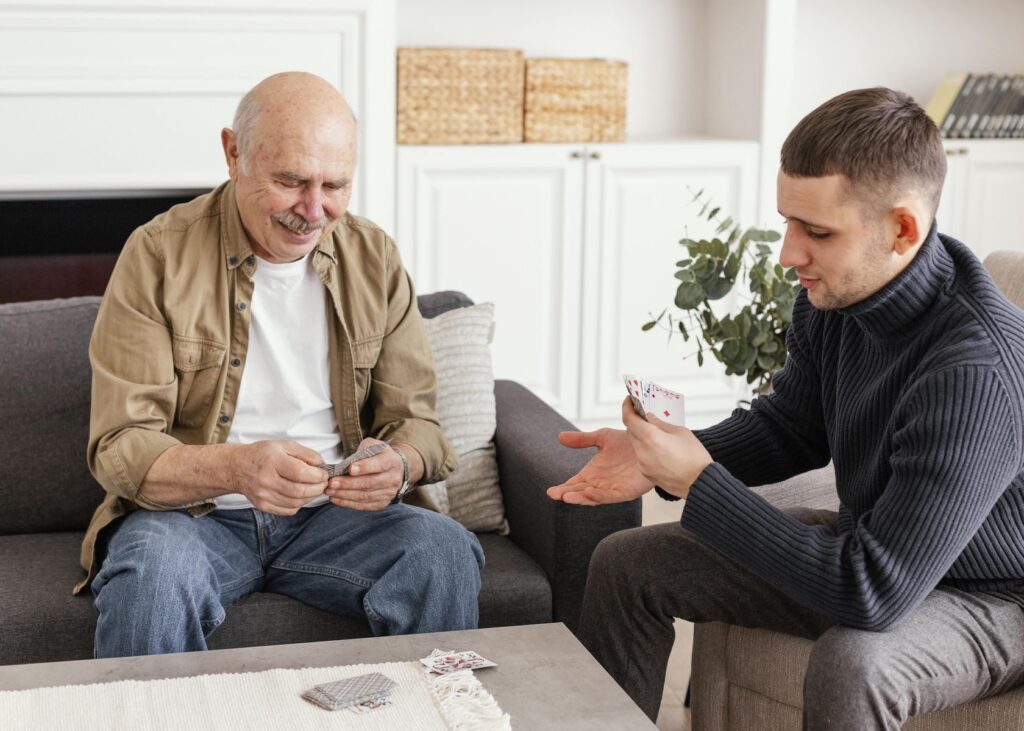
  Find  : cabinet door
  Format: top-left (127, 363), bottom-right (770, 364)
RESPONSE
top-left (936, 145), bottom-right (969, 242)
top-left (959, 141), bottom-right (1024, 261)
top-left (397, 145), bottom-right (585, 418)
top-left (578, 141), bottom-right (760, 430)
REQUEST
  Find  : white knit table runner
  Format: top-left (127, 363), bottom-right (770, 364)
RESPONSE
top-left (0, 660), bottom-right (511, 731)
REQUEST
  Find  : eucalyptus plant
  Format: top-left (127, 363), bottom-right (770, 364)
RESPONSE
top-left (644, 189), bottom-right (800, 395)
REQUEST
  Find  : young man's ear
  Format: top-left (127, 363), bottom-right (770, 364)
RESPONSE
top-left (891, 206), bottom-right (925, 255)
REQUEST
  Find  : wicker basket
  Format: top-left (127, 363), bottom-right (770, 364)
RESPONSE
top-left (524, 58), bottom-right (627, 143)
top-left (397, 47), bottom-right (525, 145)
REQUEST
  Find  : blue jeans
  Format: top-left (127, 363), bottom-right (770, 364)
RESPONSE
top-left (91, 503), bottom-right (484, 658)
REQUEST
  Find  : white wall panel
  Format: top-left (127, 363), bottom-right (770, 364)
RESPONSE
top-left (0, 0), bottom-right (395, 230)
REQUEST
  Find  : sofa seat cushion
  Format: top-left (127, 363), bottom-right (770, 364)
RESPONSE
top-left (709, 623), bottom-right (1024, 730)
top-left (0, 531), bottom-right (551, 666)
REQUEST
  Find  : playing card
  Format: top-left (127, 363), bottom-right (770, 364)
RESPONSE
top-left (622, 375), bottom-right (685, 426)
top-left (318, 442), bottom-right (389, 478)
top-left (647, 382), bottom-right (686, 426)
top-left (301, 672), bottom-right (397, 711)
top-left (623, 374), bottom-right (648, 417)
top-left (419, 649), bottom-right (497, 674)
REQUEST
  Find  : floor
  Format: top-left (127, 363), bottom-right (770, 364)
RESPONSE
top-left (641, 491), bottom-right (694, 731)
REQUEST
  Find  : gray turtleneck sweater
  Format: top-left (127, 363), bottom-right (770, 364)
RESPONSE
top-left (682, 227), bottom-right (1024, 631)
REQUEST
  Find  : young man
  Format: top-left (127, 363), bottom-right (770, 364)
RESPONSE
top-left (81, 72), bottom-right (483, 657)
top-left (549, 87), bottom-right (1024, 729)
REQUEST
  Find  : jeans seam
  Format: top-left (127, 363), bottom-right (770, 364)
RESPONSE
top-left (218, 568), bottom-right (264, 595)
top-left (270, 560), bottom-right (373, 589)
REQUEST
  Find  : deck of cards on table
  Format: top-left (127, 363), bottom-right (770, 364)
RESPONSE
top-left (623, 375), bottom-right (686, 426)
top-left (420, 649), bottom-right (497, 674)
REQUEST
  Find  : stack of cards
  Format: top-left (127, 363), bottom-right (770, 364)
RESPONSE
top-left (302, 672), bottom-right (397, 713)
top-left (317, 442), bottom-right (389, 478)
top-left (420, 649), bottom-right (497, 674)
top-left (623, 375), bottom-right (686, 426)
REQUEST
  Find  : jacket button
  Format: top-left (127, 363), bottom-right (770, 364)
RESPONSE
top-left (219, 415), bottom-right (230, 425)
top-left (236, 302), bottom-right (247, 311)
top-left (228, 256), bottom-right (239, 265)
top-left (245, 256), bottom-right (255, 266)
top-left (231, 358), bottom-right (241, 367)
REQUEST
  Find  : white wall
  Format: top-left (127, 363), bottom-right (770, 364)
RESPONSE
top-left (397, 0), bottom-right (708, 140)
top-left (791, 0), bottom-right (1024, 123)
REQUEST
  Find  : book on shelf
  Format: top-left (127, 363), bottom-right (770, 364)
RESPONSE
top-left (925, 71), bottom-right (970, 137)
top-left (927, 71), bottom-right (1024, 139)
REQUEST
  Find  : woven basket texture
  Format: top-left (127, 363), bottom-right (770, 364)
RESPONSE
top-left (398, 47), bottom-right (525, 144)
top-left (524, 58), bottom-right (627, 142)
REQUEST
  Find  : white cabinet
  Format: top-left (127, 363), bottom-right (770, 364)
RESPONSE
top-left (579, 142), bottom-right (759, 430)
top-left (397, 145), bottom-right (585, 417)
top-left (397, 140), bottom-right (759, 428)
top-left (937, 141), bottom-right (1024, 261)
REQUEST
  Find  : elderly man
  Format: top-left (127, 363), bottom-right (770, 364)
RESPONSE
top-left (77, 72), bottom-right (483, 658)
top-left (550, 88), bottom-right (1024, 729)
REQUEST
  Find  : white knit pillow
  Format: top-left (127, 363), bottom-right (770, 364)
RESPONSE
top-left (420, 303), bottom-right (508, 534)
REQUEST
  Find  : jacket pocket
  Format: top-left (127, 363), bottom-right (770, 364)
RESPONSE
top-left (352, 335), bottom-right (383, 405)
top-left (171, 335), bottom-right (226, 429)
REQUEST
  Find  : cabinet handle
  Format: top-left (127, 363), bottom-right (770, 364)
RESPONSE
top-left (945, 147), bottom-right (969, 156)
top-left (589, 151), bottom-right (601, 160)
top-left (570, 151), bottom-right (583, 159)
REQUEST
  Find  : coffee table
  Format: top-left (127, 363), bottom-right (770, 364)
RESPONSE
top-left (0, 622), bottom-right (654, 729)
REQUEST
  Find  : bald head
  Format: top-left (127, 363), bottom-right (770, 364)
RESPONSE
top-left (231, 72), bottom-right (357, 174)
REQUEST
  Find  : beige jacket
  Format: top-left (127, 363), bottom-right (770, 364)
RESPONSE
top-left (77, 181), bottom-right (456, 593)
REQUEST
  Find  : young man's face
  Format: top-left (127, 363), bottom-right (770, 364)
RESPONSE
top-left (777, 171), bottom-right (898, 310)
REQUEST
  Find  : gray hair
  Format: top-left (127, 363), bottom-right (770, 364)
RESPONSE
top-left (231, 89), bottom-right (262, 174)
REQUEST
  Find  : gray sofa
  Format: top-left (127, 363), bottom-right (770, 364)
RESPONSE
top-left (0, 291), bottom-right (640, 666)
top-left (691, 250), bottom-right (1024, 730)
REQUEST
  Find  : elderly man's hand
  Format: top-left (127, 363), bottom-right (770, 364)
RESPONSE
top-left (621, 397), bottom-right (713, 499)
top-left (547, 428), bottom-right (655, 505)
top-left (232, 440), bottom-right (328, 515)
top-left (325, 437), bottom-right (408, 511)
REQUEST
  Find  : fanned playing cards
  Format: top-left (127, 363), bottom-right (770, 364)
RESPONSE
top-left (623, 374), bottom-right (686, 426)
top-left (419, 649), bottom-right (497, 674)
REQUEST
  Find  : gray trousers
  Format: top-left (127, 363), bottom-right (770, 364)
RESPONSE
top-left (577, 509), bottom-right (1024, 729)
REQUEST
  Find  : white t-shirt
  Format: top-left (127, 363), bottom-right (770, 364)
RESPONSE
top-left (216, 252), bottom-right (342, 510)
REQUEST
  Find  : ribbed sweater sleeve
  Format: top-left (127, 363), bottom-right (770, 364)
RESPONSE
top-left (694, 295), bottom-right (831, 486)
top-left (681, 365), bottom-right (1021, 630)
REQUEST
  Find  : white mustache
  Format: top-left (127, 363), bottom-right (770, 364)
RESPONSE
top-left (272, 211), bottom-right (332, 234)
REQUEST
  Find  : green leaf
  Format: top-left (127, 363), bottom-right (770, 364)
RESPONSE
top-left (715, 216), bottom-right (734, 235)
top-left (642, 321), bottom-right (657, 331)
top-left (708, 206), bottom-right (720, 220)
top-left (674, 269), bottom-right (695, 282)
top-left (724, 252), bottom-right (741, 280)
top-left (697, 351), bottom-right (704, 367)
top-left (674, 281), bottom-right (705, 309)
top-left (704, 277), bottom-right (732, 300)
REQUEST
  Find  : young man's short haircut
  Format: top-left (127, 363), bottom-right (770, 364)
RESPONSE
top-left (781, 87), bottom-right (947, 219)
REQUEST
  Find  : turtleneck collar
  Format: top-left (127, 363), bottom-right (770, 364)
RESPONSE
top-left (837, 221), bottom-right (954, 339)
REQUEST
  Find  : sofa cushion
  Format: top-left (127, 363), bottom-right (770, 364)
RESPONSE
top-left (0, 531), bottom-right (550, 666)
top-left (421, 303), bottom-right (507, 533)
top-left (0, 297), bottom-right (106, 535)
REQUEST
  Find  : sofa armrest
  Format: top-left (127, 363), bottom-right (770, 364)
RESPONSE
top-left (751, 464), bottom-right (840, 512)
top-left (493, 380), bottom-right (641, 634)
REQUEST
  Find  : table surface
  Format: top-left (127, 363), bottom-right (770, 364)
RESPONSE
top-left (0, 622), bottom-right (654, 729)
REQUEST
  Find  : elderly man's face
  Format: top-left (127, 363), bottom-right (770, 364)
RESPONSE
top-left (224, 116), bottom-right (356, 263)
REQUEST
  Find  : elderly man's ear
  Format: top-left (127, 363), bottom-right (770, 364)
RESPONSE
top-left (221, 128), bottom-right (241, 179)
